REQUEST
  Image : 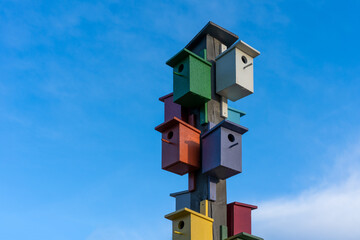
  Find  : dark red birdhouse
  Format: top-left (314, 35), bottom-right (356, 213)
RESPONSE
top-left (227, 202), bottom-right (257, 237)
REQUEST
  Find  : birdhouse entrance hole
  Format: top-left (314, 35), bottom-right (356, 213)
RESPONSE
top-left (167, 131), bottom-right (174, 139)
top-left (178, 220), bottom-right (185, 229)
top-left (241, 56), bottom-right (247, 64)
top-left (228, 134), bottom-right (235, 142)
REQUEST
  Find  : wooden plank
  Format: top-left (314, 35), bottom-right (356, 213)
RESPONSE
top-left (200, 199), bottom-right (209, 217)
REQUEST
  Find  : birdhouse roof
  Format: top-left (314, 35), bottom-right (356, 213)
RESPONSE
top-left (216, 40), bottom-right (260, 61)
top-left (165, 207), bottom-right (214, 222)
top-left (155, 117), bottom-right (201, 134)
top-left (169, 190), bottom-right (190, 197)
top-left (185, 21), bottom-right (239, 50)
top-left (159, 92), bottom-right (173, 102)
top-left (228, 202), bottom-right (258, 210)
top-left (226, 232), bottom-right (264, 240)
top-left (166, 48), bottom-right (212, 68)
top-left (228, 107), bottom-right (246, 117)
top-left (201, 120), bottom-right (248, 139)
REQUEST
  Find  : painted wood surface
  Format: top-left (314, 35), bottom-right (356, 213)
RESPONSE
top-left (165, 208), bottom-right (214, 240)
top-left (201, 120), bottom-right (248, 179)
top-left (159, 93), bottom-right (188, 122)
top-left (227, 202), bottom-right (257, 237)
top-left (220, 225), bottom-right (228, 240)
top-left (227, 107), bottom-right (246, 125)
top-left (166, 48), bottom-right (212, 107)
top-left (155, 117), bottom-right (201, 175)
top-left (216, 41), bottom-right (260, 102)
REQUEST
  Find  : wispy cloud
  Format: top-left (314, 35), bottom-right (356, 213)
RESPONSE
top-left (254, 139), bottom-right (360, 240)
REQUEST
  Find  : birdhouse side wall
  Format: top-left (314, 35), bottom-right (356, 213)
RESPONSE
top-left (179, 124), bottom-right (200, 170)
top-left (163, 94), bottom-right (185, 122)
top-left (202, 128), bottom-right (221, 175)
top-left (190, 214), bottom-right (213, 240)
top-left (216, 49), bottom-right (236, 97)
top-left (227, 108), bottom-right (241, 125)
top-left (161, 124), bottom-right (180, 171)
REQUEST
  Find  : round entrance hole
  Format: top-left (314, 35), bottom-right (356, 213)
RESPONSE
top-left (241, 56), bottom-right (248, 64)
top-left (228, 134), bottom-right (235, 142)
top-left (178, 64), bottom-right (184, 73)
top-left (167, 131), bottom-right (174, 139)
top-left (178, 220), bottom-right (185, 229)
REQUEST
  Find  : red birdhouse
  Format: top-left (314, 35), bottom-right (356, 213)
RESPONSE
top-left (227, 202), bottom-right (257, 237)
top-left (155, 117), bottom-right (201, 175)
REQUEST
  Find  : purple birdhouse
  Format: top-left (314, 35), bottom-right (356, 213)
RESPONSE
top-left (201, 120), bottom-right (248, 179)
top-left (159, 93), bottom-right (188, 122)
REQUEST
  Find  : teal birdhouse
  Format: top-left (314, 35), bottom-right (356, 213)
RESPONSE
top-left (166, 48), bottom-right (212, 107)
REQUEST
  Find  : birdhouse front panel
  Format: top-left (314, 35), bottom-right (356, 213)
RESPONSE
top-left (227, 202), bottom-right (257, 237)
top-left (167, 48), bottom-right (212, 107)
top-left (155, 117), bottom-right (201, 175)
top-left (202, 120), bottom-right (248, 179)
top-left (172, 214), bottom-right (191, 240)
top-left (165, 208), bottom-right (213, 240)
top-left (216, 41), bottom-right (260, 102)
top-left (159, 93), bottom-right (188, 122)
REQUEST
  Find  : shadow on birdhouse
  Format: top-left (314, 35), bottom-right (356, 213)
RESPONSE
top-left (201, 120), bottom-right (248, 179)
top-left (216, 41), bottom-right (260, 101)
top-left (165, 207), bottom-right (214, 240)
top-left (166, 48), bottom-right (212, 107)
top-left (155, 117), bottom-right (201, 175)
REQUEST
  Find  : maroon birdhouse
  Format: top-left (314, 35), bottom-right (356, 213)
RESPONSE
top-left (227, 202), bottom-right (257, 237)
top-left (159, 93), bottom-right (188, 122)
top-left (155, 117), bottom-right (201, 175)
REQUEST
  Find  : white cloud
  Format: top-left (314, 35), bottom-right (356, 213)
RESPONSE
top-left (254, 140), bottom-right (360, 240)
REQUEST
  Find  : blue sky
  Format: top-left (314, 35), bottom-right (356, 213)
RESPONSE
top-left (1, 0), bottom-right (360, 239)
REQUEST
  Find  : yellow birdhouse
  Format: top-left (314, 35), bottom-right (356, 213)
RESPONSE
top-left (165, 207), bottom-right (214, 240)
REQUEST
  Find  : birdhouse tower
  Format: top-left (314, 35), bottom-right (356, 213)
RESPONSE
top-left (165, 208), bottom-right (214, 240)
top-left (155, 117), bottom-right (201, 175)
top-left (216, 41), bottom-right (260, 101)
top-left (166, 48), bottom-right (212, 107)
top-left (155, 21), bottom-right (264, 240)
top-left (201, 120), bottom-right (248, 179)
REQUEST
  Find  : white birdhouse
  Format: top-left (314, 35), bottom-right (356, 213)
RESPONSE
top-left (215, 40), bottom-right (260, 101)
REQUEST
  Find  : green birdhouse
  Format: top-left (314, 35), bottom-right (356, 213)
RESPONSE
top-left (166, 48), bottom-right (212, 107)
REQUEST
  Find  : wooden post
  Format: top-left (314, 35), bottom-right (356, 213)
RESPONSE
top-left (183, 21), bottom-right (239, 240)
